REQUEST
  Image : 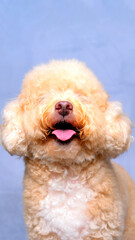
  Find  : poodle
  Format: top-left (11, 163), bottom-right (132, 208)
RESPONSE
top-left (1, 60), bottom-right (135, 240)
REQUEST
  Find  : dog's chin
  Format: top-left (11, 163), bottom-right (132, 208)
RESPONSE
top-left (44, 137), bottom-right (82, 163)
top-left (42, 121), bottom-right (81, 161)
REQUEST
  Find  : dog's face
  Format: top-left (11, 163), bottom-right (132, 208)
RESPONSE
top-left (1, 60), bottom-right (133, 164)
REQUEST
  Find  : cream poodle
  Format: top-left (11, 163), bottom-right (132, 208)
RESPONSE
top-left (1, 60), bottom-right (135, 240)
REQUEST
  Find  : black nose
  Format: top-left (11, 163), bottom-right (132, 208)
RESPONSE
top-left (55, 101), bottom-right (73, 117)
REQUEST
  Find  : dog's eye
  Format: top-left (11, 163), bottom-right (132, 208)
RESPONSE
top-left (76, 93), bottom-right (89, 103)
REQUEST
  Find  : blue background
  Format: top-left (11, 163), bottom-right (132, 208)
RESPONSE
top-left (0, 1), bottom-right (135, 239)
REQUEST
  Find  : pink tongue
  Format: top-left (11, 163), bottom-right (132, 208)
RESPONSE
top-left (52, 129), bottom-right (76, 141)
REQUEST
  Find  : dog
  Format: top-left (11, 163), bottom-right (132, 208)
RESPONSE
top-left (1, 60), bottom-right (135, 240)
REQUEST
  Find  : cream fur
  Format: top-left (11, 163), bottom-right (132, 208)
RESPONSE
top-left (1, 60), bottom-right (135, 240)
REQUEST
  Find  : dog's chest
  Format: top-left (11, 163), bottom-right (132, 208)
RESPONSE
top-left (38, 174), bottom-right (94, 240)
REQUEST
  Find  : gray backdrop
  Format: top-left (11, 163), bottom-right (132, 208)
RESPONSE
top-left (0, 0), bottom-right (135, 239)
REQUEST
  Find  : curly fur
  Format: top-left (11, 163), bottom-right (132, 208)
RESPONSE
top-left (1, 60), bottom-right (135, 240)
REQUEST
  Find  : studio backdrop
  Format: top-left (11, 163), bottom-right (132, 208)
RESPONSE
top-left (0, 1), bottom-right (135, 239)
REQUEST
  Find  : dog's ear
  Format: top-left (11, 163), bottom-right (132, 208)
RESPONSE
top-left (0, 99), bottom-right (27, 156)
top-left (104, 101), bottom-right (133, 158)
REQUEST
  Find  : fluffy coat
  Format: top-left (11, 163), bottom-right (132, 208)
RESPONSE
top-left (1, 60), bottom-right (135, 240)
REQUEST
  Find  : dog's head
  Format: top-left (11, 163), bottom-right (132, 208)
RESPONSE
top-left (1, 60), bottom-right (133, 164)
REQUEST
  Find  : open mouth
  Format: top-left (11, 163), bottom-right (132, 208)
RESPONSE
top-left (51, 121), bottom-right (79, 142)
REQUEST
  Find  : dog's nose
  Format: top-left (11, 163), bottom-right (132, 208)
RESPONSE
top-left (55, 101), bottom-right (73, 117)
